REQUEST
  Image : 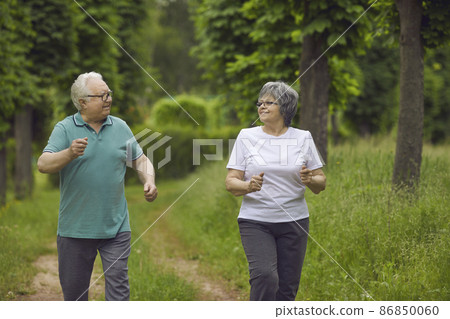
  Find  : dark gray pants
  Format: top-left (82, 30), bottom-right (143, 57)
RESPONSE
top-left (238, 218), bottom-right (309, 301)
top-left (57, 231), bottom-right (131, 301)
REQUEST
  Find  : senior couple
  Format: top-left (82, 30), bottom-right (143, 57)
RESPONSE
top-left (39, 72), bottom-right (325, 301)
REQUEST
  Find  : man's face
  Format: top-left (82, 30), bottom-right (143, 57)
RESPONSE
top-left (81, 78), bottom-right (112, 121)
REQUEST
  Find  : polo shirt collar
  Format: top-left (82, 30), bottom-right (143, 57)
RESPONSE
top-left (73, 112), bottom-right (113, 127)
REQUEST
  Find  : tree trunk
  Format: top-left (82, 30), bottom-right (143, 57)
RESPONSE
top-left (393, 0), bottom-right (424, 189)
top-left (299, 34), bottom-right (330, 163)
top-left (0, 132), bottom-right (7, 206)
top-left (14, 105), bottom-right (33, 199)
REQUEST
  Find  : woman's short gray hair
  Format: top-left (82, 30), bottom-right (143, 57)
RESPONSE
top-left (71, 72), bottom-right (103, 110)
top-left (259, 81), bottom-right (299, 127)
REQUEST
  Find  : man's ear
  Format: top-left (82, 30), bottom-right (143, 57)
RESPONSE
top-left (79, 99), bottom-right (87, 110)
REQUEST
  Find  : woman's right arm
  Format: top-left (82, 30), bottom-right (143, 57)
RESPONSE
top-left (225, 169), bottom-right (264, 197)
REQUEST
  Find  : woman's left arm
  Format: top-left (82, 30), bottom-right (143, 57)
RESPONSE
top-left (300, 166), bottom-right (326, 194)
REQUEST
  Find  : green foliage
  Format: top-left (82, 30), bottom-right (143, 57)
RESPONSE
top-left (306, 139), bottom-right (449, 300)
top-left (27, 0), bottom-right (78, 85)
top-left (153, 161), bottom-right (249, 291)
top-left (149, 0), bottom-right (204, 94)
top-left (0, 175), bottom-right (59, 299)
top-left (72, 0), bottom-right (122, 103)
top-left (150, 125), bottom-right (200, 180)
top-left (127, 239), bottom-right (198, 300)
top-left (191, 0), bottom-right (255, 86)
top-left (191, 0), bottom-right (374, 125)
top-left (329, 56), bottom-right (362, 114)
top-left (2, 137), bottom-right (448, 300)
top-left (190, 0), bottom-right (257, 124)
top-left (49, 0), bottom-right (159, 126)
top-left (128, 124), bottom-right (242, 182)
top-left (0, 0), bottom-right (37, 124)
top-left (0, 173), bottom-right (199, 301)
top-left (160, 137), bottom-right (449, 300)
top-left (344, 38), bottom-right (399, 136)
top-left (110, 0), bottom-right (160, 125)
top-left (421, 0), bottom-right (450, 49)
top-left (151, 95), bottom-right (208, 127)
top-left (374, 0), bottom-right (450, 49)
top-left (423, 46), bottom-right (450, 143)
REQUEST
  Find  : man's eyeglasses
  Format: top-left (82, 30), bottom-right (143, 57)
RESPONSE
top-left (256, 101), bottom-right (278, 107)
top-left (87, 90), bottom-right (113, 102)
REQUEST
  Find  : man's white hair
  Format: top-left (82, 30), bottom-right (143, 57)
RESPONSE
top-left (71, 72), bottom-right (103, 110)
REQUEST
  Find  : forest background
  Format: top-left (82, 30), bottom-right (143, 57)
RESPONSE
top-left (0, 0), bottom-right (449, 301)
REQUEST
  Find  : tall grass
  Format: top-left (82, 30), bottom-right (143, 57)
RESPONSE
top-left (302, 137), bottom-right (449, 300)
top-left (154, 136), bottom-right (449, 300)
top-left (1, 136), bottom-right (448, 300)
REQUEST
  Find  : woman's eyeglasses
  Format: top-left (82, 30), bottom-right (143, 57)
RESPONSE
top-left (256, 101), bottom-right (278, 107)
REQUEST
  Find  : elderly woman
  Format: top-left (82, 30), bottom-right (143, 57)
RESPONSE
top-left (225, 81), bottom-right (326, 301)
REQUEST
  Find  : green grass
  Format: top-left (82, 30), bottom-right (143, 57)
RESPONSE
top-left (1, 136), bottom-right (448, 300)
top-left (146, 136), bottom-right (449, 300)
top-left (0, 174), bottom-right (198, 301)
top-left (300, 138), bottom-right (449, 300)
top-left (126, 181), bottom-right (199, 300)
top-left (0, 173), bottom-right (59, 300)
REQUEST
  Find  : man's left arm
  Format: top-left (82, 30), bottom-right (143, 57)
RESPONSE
top-left (132, 155), bottom-right (158, 202)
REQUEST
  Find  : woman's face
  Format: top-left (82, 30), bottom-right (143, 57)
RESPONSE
top-left (257, 94), bottom-right (283, 124)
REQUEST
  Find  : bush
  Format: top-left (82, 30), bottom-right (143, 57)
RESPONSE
top-left (151, 95), bottom-right (208, 127)
top-left (127, 125), bottom-right (243, 182)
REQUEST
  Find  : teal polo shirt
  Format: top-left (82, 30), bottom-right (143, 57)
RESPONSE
top-left (43, 112), bottom-right (143, 239)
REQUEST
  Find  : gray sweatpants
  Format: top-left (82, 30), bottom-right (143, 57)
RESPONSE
top-left (57, 231), bottom-right (131, 301)
top-left (238, 218), bottom-right (309, 301)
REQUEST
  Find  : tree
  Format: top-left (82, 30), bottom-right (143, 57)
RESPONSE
top-left (190, 0), bottom-right (257, 124)
top-left (0, 0), bottom-right (37, 202)
top-left (112, 0), bottom-right (157, 125)
top-left (71, 0), bottom-right (158, 126)
top-left (392, 0), bottom-right (424, 188)
top-left (392, 0), bottom-right (450, 188)
top-left (296, 0), bottom-right (374, 162)
top-left (192, 0), bottom-right (373, 162)
top-left (11, 0), bottom-right (79, 199)
top-left (151, 0), bottom-right (205, 94)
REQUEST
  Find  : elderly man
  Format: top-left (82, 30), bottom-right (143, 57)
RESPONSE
top-left (37, 72), bottom-right (157, 301)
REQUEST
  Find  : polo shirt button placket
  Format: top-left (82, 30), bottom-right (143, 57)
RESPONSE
top-left (87, 125), bottom-right (97, 140)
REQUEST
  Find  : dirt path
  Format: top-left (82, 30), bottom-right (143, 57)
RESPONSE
top-left (19, 227), bottom-right (244, 301)
top-left (144, 215), bottom-right (244, 301)
top-left (18, 199), bottom-right (244, 301)
top-left (153, 255), bottom-right (242, 301)
top-left (21, 249), bottom-right (242, 301)
top-left (19, 252), bottom-right (104, 301)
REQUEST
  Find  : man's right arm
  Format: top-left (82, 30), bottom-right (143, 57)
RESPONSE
top-left (37, 137), bottom-right (88, 174)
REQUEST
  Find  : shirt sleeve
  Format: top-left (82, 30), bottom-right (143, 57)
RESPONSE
top-left (304, 131), bottom-right (324, 170)
top-left (124, 125), bottom-right (144, 161)
top-left (43, 123), bottom-right (69, 153)
top-left (226, 130), bottom-right (246, 171)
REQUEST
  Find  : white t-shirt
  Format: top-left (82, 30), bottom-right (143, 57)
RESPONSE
top-left (227, 126), bottom-right (323, 223)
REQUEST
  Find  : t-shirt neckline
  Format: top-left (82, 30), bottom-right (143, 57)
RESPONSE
top-left (259, 126), bottom-right (291, 138)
